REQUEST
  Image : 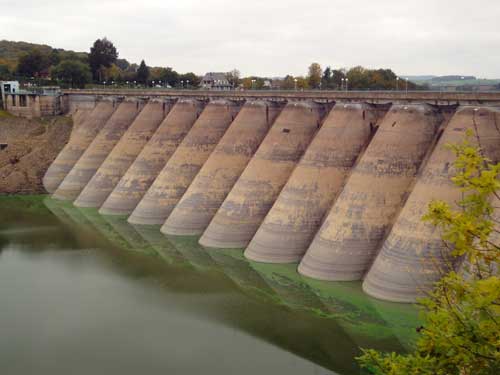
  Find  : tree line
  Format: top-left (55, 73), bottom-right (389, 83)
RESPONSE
top-left (237, 63), bottom-right (421, 90)
top-left (0, 39), bottom-right (422, 91)
top-left (0, 38), bottom-right (200, 89)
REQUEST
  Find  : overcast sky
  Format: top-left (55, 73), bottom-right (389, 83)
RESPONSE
top-left (1, 0), bottom-right (499, 77)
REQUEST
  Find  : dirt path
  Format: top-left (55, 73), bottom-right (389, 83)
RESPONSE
top-left (0, 111), bottom-right (73, 194)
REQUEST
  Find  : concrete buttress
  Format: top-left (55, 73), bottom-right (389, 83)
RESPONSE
top-left (98, 99), bottom-right (206, 216)
top-left (74, 99), bottom-right (174, 208)
top-left (161, 100), bottom-right (283, 235)
top-left (52, 99), bottom-right (145, 201)
top-left (70, 108), bottom-right (92, 133)
top-left (127, 99), bottom-right (242, 225)
top-left (43, 99), bottom-right (116, 193)
top-left (199, 100), bottom-right (327, 249)
top-left (245, 103), bottom-right (383, 263)
top-left (298, 104), bottom-right (443, 281)
top-left (363, 106), bottom-right (500, 302)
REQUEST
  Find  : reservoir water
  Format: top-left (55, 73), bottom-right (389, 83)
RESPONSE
top-left (0, 195), bottom-right (419, 375)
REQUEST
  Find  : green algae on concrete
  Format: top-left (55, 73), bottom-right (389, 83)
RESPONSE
top-left (75, 206), bottom-right (139, 253)
top-left (250, 261), bottom-right (420, 350)
top-left (166, 235), bottom-right (221, 273)
top-left (304, 276), bottom-right (420, 351)
top-left (204, 247), bottom-right (281, 305)
top-left (0, 195), bottom-right (49, 215)
top-left (102, 215), bottom-right (158, 256)
top-left (131, 224), bottom-right (191, 267)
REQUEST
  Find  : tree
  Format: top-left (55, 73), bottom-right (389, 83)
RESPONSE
top-left (307, 62), bottom-right (322, 89)
top-left (16, 49), bottom-right (50, 77)
top-left (59, 50), bottom-right (88, 65)
top-left (296, 76), bottom-right (309, 90)
top-left (358, 133), bottom-right (500, 375)
top-left (321, 66), bottom-right (332, 89)
top-left (346, 66), bottom-right (369, 89)
top-left (331, 69), bottom-right (346, 89)
top-left (281, 75), bottom-right (295, 90)
top-left (136, 60), bottom-right (149, 85)
top-left (51, 60), bottom-right (92, 88)
top-left (115, 58), bottom-right (130, 71)
top-left (89, 38), bottom-right (118, 82)
top-left (102, 64), bottom-right (122, 83)
top-left (0, 64), bottom-right (12, 80)
top-left (160, 67), bottom-right (179, 87)
top-left (226, 69), bottom-right (241, 88)
top-left (179, 72), bottom-right (200, 87)
top-left (49, 50), bottom-right (61, 66)
top-left (241, 76), bottom-right (265, 90)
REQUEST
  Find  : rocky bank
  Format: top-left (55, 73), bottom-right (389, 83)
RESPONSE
top-left (0, 111), bottom-right (72, 194)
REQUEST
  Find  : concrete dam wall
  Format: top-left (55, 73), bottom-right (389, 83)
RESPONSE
top-left (42, 98), bottom-right (117, 193)
top-left (363, 106), bottom-right (500, 302)
top-left (43, 92), bottom-right (500, 302)
top-left (128, 99), bottom-right (242, 225)
top-left (200, 101), bottom-right (328, 248)
top-left (162, 100), bottom-right (283, 236)
top-left (53, 98), bottom-right (145, 201)
top-left (298, 104), bottom-right (444, 281)
top-left (245, 103), bottom-right (384, 263)
top-left (75, 99), bottom-right (175, 208)
top-left (100, 98), bottom-right (206, 216)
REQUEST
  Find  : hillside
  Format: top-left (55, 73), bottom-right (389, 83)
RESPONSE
top-left (0, 40), bottom-right (87, 70)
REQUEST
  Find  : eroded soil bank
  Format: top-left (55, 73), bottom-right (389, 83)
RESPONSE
top-left (0, 111), bottom-right (72, 194)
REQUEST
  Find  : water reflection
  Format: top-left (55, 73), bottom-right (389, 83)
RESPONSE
top-left (205, 248), bottom-right (279, 304)
top-left (167, 235), bottom-right (221, 273)
top-left (0, 196), bottom-right (420, 375)
top-left (133, 224), bottom-right (190, 267)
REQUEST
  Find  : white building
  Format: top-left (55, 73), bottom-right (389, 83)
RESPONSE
top-left (1, 81), bottom-right (20, 108)
top-left (200, 73), bottom-right (232, 90)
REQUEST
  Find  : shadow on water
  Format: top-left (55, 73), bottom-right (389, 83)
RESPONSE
top-left (0, 195), bottom-right (421, 375)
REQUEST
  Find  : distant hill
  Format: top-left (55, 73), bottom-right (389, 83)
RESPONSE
top-left (401, 75), bottom-right (436, 82)
top-left (0, 40), bottom-right (88, 70)
top-left (430, 75), bottom-right (476, 82)
top-left (0, 40), bottom-right (53, 67)
top-left (403, 74), bottom-right (500, 90)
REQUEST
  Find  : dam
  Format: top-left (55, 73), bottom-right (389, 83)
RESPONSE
top-left (40, 89), bottom-right (500, 303)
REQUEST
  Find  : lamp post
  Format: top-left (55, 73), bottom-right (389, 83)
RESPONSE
top-left (405, 78), bottom-right (409, 94)
top-left (341, 78), bottom-right (344, 91)
top-left (186, 80), bottom-right (190, 89)
top-left (181, 80), bottom-right (184, 89)
top-left (152, 80), bottom-right (155, 88)
top-left (345, 78), bottom-right (349, 91)
top-left (396, 77), bottom-right (400, 91)
top-left (294, 78), bottom-right (298, 91)
top-left (251, 79), bottom-right (256, 90)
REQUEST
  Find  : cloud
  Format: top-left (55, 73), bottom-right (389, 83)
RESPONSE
top-left (1, 0), bottom-right (499, 77)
